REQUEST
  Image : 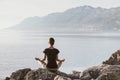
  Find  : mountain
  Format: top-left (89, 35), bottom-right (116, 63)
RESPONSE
top-left (9, 5), bottom-right (120, 32)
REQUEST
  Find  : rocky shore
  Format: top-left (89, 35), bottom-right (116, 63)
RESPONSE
top-left (5, 49), bottom-right (120, 80)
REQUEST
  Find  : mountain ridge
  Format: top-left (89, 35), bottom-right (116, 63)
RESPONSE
top-left (9, 5), bottom-right (120, 32)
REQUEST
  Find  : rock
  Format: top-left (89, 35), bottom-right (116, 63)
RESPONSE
top-left (80, 64), bottom-right (120, 80)
top-left (54, 75), bottom-right (72, 80)
top-left (79, 49), bottom-right (120, 80)
top-left (103, 49), bottom-right (120, 65)
top-left (25, 68), bottom-right (57, 80)
top-left (5, 68), bottom-right (71, 80)
top-left (80, 65), bottom-right (101, 80)
top-left (68, 71), bottom-right (81, 79)
top-left (5, 77), bottom-right (10, 80)
top-left (8, 68), bottom-right (31, 80)
top-left (96, 65), bottom-right (120, 80)
top-left (96, 73), bottom-right (116, 80)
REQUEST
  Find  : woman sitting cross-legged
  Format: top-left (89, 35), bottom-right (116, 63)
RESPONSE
top-left (35, 37), bottom-right (65, 72)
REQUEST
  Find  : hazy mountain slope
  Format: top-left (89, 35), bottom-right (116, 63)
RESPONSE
top-left (10, 6), bottom-right (120, 32)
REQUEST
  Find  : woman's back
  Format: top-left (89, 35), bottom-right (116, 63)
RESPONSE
top-left (43, 48), bottom-right (59, 68)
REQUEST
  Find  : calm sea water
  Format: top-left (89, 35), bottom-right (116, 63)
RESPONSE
top-left (0, 30), bottom-right (120, 79)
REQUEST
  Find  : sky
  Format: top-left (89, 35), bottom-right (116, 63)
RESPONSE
top-left (0, 0), bottom-right (120, 29)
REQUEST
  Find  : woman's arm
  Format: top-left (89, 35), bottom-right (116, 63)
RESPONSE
top-left (35, 54), bottom-right (46, 62)
top-left (41, 54), bottom-right (46, 61)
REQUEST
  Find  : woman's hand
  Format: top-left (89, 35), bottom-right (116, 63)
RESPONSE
top-left (35, 57), bottom-right (44, 62)
top-left (35, 57), bottom-right (40, 61)
top-left (61, 59), bottom-right (65, 62)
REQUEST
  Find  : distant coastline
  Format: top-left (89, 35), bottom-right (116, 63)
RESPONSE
top-left (6, 6), bottom-right (120, 33)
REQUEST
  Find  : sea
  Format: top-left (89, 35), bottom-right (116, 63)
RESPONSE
top-left (0, 30), bottom-right (120, 79)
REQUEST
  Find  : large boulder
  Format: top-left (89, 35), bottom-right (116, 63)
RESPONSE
top-left (103, 49), bottom-right (120, 65)
top-left (80, 65), bottom-right (101, 80)
top-left (5, 68), bottom-right (72, 80)
top-left (79, 49), bottom-right (120, 80)
top-left (8, 68), bottom-right (31, 80)
top-left (80, 64), bottom-right (120, 80)
top-left (25, 68), bottom-right (57, 80)
top-left (96, 65), bottom-right (120, 80)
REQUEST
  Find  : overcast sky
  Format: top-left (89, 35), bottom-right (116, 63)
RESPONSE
top-left (0, 0), bottom-right (120, 29)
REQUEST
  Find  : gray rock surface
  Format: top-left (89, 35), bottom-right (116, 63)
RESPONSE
top-left (80, 49), bottom-right (120, 80)
top-left (80, 64), bottom-right (120, 80)
top-left (103, 49), bottom-right (120, 65)
top-left (5, 68), bottom-right (73, 80)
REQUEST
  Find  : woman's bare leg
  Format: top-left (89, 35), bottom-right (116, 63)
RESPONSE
top-left (40, 60), bottom-right (46, 66)
top-left (35, 57), bottom-right (46, 68)
top-left (57, 59), bottom-right (65, 68)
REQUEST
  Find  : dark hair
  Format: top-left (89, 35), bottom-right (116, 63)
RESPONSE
top-left (49, 37), bottom-right (55, 46)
